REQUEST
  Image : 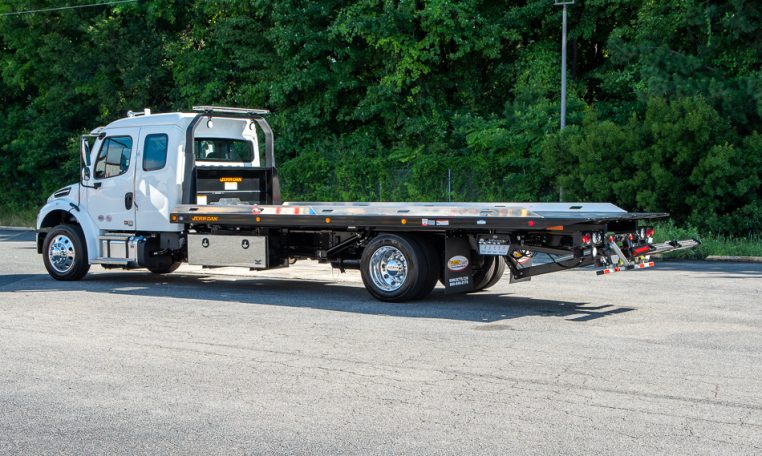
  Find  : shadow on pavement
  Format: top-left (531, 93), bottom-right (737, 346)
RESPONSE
top-left (653, 261), bottom-right (762, 278)
top-left (0, 230), bottom-right (35, 242)
top-left (1, 272), bottom-right (633, 323)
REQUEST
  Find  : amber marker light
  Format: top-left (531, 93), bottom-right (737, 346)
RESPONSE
top-left (255, 217), bottom-right (261, 222)
top-left (401, 218), bottom-right (407, 225)
top-left (325, 217), bottom-right (331, 223)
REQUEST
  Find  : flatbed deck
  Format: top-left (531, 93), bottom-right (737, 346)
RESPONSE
top-left (171, 201), bottom-right (667, 231)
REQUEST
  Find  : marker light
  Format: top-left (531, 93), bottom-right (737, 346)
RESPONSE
top-left (632, 246), bottom-right (651, 256)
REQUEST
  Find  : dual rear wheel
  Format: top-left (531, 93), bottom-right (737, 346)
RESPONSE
top-left (360, 233), bottom-right (506, 302)
top-left (471, 255), bottom-right (506, 292)
top-left (360, 234), bottom-right (440, 302)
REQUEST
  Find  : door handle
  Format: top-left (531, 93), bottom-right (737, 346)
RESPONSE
top-left (125, 192), bottom-right (133, 210)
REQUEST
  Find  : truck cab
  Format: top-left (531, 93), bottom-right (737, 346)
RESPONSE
top-left (37, 106), bottom-right (280, 278)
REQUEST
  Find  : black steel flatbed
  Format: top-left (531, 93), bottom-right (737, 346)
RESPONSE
top-left (171, 201), bottom-right (667, 232)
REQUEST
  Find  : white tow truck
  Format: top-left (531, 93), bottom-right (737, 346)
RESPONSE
top-left (36, 106), bottom-right (699, 301)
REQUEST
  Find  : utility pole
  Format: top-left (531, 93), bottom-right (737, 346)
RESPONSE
top-left (555, 0), bottom-right (573, 130)
top-left (447, 169), bottom-right (452, 202)
top-left (555, 1), bottom-right (573, 202)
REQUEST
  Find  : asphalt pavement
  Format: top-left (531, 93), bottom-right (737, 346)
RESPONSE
top-left (1, 229), bottom-right (761, 455)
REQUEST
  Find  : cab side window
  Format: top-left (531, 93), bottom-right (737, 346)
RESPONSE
top-left (94, 136), bottom-right (133, 179)
top-left (143, 134), bottom-right (168, 171)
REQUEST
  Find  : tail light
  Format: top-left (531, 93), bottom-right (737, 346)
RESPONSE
top-left (632, 245), bottom-right (651, 256)
top-left (581, 233), bottom-right (592, 245)
top-left (645, 227), bottom-right (655, 238)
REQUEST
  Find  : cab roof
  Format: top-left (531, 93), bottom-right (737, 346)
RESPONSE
top-left (104, 112), bottom-right (198, 130)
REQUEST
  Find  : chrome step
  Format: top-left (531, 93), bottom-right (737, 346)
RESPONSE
top-left (91, 258), bottom-right (131, 265)
top-left (97, 233), bottom-right (138, 263)
top-left (98, 234), bottom-right (132, 241)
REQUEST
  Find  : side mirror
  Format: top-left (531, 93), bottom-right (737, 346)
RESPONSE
top-left (80, 136), bottom-right (92, 167)
top-left (79, 135), bottom-right (101, 189)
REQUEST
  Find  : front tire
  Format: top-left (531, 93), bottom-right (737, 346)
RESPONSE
top-left (42, 224), bottom-right (90, 281)
top-left (360, 234), bottom-right (428, 302)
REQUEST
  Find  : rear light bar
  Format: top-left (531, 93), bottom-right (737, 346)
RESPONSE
top-left (596, 261), bottom-right (655, 276)
top-left (631, 245), bottom-right (651, 256)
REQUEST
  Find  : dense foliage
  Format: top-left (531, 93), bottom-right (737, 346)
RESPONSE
top-left (1, 0), bottom-right (760, 235)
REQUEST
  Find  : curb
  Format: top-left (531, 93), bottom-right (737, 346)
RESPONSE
top-left (705, 255), bottom-right (762, 263)
top-left (0, 226), bottom-right (34, 231)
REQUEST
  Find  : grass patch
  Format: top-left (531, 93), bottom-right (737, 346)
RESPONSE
top-left (653, 221), bottom-right (762, 259)
top-left (0, 206), bottom-right (37, 228)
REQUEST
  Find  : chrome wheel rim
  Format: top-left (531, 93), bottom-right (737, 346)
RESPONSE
top-left (369, 246), bottom-right (408, 292)
top-left (48, 234), bottom-right (76, 274)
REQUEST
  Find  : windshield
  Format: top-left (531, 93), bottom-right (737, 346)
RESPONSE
top-left (195, 138), bottom-right (253, 162)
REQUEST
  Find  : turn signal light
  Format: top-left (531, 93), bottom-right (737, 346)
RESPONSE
top-left (632, 246), bottom-right (651, 256)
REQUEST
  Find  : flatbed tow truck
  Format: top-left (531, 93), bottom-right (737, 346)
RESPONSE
top-left (36, 106), bottom-right (699, 301)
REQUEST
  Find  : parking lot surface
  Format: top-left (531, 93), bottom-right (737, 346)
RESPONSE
top-left (1, 229), bottom-right (761, 454)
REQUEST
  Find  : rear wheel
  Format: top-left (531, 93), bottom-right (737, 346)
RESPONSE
top-left (360, 234), bottom-right (428, 302)
top-left (146, 260), bottom-right (181, 274)
top-left (480, 256), bottom-right (506, 290)
top-left (411, 235), bottom-right (441, 300)
top-left (42, 224), bottom-right (90, 281)
top-left (470, 256), bottom-right (506, 292)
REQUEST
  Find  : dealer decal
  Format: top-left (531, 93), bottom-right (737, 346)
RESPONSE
top-left (421, 218), bottom-right (450, 227)
top-left (448, 276), bottom-right (469, 287)
top-left (447, 255), bottom-right (469, 271)
top-left (219, 177), bottom-right (243, 183)
top-left (191, 215), bottom-right (219, 222)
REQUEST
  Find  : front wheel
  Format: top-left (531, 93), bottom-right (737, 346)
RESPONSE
top-left (42, 224), bottom-right (90, 281)
top-left (360, 234), bottom-right (428, 302)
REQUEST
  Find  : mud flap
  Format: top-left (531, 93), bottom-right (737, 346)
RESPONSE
top-left (444, 235), bottom-right (473, 294)
top-left (508, 252), bottom-right (533, 283)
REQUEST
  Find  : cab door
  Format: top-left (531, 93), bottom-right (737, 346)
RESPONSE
top-left (87, 127), bottom-right (138, 231)
top-left (134, 125), bottom-right (182, 232)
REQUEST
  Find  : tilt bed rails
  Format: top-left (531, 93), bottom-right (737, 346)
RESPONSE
top-left (36, 106), bottom-right (700, 302)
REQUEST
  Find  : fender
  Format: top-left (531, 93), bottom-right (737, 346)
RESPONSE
top-left (37, 189), bottom-right (101, 262)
